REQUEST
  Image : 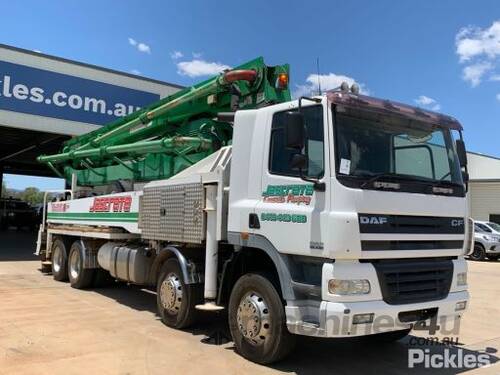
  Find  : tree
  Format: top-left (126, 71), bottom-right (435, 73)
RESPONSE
top-left (19, 187), bottom-right (45, 205)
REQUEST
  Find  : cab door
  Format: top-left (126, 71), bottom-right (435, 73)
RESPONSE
top-left (254, 102), bottom-right (330, 256)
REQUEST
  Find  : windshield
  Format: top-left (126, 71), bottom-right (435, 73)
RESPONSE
top-left (333, 107), bottom-right (464, 195)
top-left (487, 222), bottom-right (500, 232)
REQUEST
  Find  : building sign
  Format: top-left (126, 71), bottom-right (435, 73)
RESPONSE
top-left (0, 60), bottom-right (160, 126)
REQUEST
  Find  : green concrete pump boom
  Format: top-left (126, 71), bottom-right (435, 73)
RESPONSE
top-left (37, 57), bottom-right (290, 186)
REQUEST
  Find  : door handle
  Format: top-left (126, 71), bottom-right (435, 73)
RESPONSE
top-left (249, 213), bottom-right (260, 229)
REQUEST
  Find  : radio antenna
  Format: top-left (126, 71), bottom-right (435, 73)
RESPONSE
top-left (316, 57), bottom-right (322, 95)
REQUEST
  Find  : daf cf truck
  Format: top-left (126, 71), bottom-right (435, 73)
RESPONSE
top-left (36, 58), bottom-right (472, 364)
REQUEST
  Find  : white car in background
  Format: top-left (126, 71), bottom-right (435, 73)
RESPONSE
top-left (471, 220), bottom-right (500, 261)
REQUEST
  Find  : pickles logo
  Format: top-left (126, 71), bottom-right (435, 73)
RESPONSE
top-left (262, 184), bottom-right (313, 205)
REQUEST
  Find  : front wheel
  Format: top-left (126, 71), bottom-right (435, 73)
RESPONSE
top-left (228, 273), bottom-right (295, 364)
top-left (470, 243), bottom-right (486, 261)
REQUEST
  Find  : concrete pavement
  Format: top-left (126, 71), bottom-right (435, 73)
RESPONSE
top-left (0, 230), bottom-right (499, 374)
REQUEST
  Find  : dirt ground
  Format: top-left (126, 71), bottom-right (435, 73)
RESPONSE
top-left (0, 230), bottom-right (499, 374)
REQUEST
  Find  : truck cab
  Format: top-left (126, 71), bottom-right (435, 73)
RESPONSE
top-left (228, 90), bottom-right (471, 338)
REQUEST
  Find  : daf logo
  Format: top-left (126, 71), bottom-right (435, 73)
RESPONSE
top-left (451, 219), bottom-right (464, 227)
top-left (360, 216), bottom-right (388, 225)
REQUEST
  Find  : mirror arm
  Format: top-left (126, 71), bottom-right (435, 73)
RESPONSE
top-left (298, 168), bottom-right (326, 192)
top-left (299, 96), bottom-right (322, 112)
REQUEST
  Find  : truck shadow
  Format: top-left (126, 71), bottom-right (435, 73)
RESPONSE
top-left (90, 285), bottom-right (499, 374)
top-left (90, 282), bottom-right (159, 312)
top-left (270, 336), bottom-right (498, 374)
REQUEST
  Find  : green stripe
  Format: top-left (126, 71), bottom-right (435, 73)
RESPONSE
top-left (47, 212), bottom-right (138, 222)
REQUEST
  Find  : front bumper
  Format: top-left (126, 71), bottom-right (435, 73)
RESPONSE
top-left (285, 258), bottom-right (469, 337)
top-left (482, 240), bottom-right (500, 254)
top-left (286, 290), bottom-right (469, 337)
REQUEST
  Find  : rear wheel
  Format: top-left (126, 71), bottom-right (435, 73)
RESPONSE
top-left (52, 238), bottom-right (69, 281)
top-left (157, 258), bottom-right (201, 329)
top-left (228, 273), bottom-right (295, 364)
top-left (470, 243), bottom-right (486, 261)
top-left (68, 241), bottom-right (95, 289)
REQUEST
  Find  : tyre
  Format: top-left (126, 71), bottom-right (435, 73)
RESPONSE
top-left (470, 243), bottom-right (486, 261)
top-left (52, 238), bottom-right (69, 281)
top-left (228, 273), bottom-right (296, 364)
top-left (68, 241), bottom-right (96, 289)
top-left (156, 258), bottom-right (201, 329)
top-left (364, 328), bottom-right (411, 343)
top-left (487, 254), bottom-right (500, 261)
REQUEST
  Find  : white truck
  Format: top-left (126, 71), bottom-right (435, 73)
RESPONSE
top-left (37, 81), bottom-right (472, 364)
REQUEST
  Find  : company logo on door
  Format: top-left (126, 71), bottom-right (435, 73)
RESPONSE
top-left (262, 184), bottom-right (313, 205)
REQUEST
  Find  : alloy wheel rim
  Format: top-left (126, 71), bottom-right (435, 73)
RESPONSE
top-left (53, 246), bottom-right (63, 273)
top-left (69, 249), bottom-right (81, 280)
top-left (236, 291), bottom-right (271, 346)
top-left (160, 272), bottom-right (183, 315)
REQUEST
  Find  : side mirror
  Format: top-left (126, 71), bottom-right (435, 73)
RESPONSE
top-left (289, 153), bottom-right (307, 171)
top-left (456, 139), bottom-right (467, 168)
top-left (284, 111), bottom-right (305, 150)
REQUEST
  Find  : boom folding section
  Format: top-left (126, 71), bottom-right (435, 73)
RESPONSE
top-left (38, 57), bottom-right (290, 186)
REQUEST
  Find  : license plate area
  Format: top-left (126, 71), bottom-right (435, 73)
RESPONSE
top-left (398, 307), bottom-right (438, 323)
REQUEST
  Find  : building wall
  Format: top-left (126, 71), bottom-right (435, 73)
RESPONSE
top-left (0, 44), bottom-right (182, 136)
top-left (466, 152), bottom-right (500, 222)
top-left (469, 182), bottom-right (500, 221)
top-left (467, 152), bottom-right (500, 180)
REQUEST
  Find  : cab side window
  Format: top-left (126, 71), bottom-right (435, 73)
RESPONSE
top-left (269, 105), bottom-right (324, 178)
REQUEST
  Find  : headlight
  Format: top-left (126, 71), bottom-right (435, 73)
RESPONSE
top-left (457, 272), bottom-right (467, 286)
top-left (328, 279), bottom-right (370, 295)
top-left (455, 301), bottom-right (467, 311)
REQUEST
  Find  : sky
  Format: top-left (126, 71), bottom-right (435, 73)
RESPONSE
top-left (1, 0), bottom-right (500, 190)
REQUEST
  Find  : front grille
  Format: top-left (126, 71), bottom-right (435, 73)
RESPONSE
top-left (359, 214), bottom-right (465, 234)
top-left (372, 258), bottom-right (453, 305)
